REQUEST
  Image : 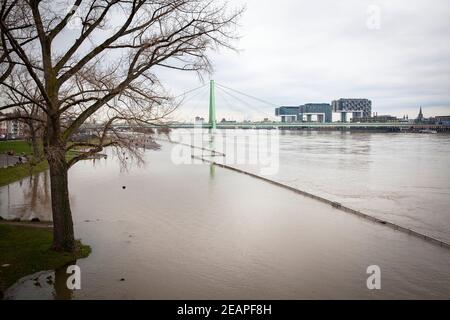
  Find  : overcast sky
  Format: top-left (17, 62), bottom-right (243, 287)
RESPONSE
top-left (159, 0), bottom-right (450, 121)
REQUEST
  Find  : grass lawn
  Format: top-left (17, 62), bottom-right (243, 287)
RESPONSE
top-left (0, 223), bottom-right (91, 299)
top-left (0, 140), bottom-right (43, 187)
top-left (0, 140), bottom-right (81, 187)
top-left (0, 140), bottom-right (33, 155)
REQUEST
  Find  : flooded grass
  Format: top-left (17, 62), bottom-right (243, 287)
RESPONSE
top-left (0, 224), bottom-right (91, 299)
top-left (0, 161), bottom-right (49, 187)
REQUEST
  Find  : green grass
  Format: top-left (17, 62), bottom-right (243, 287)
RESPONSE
top-left (0, 140), bottom-right (33, 155)
top-left (0, 224), bottom-right (91, 298)
top-left (0, 140), bottom-right (82, 187)
top-left (0, 140), bottom-right (42, 187)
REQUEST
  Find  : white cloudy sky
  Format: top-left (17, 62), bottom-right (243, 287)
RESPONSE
top-left (157, 0), bottom-right (450, 121)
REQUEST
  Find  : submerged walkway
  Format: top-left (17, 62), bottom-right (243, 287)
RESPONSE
top-left (0, 154), bottom-right (24, 168)
top-left (193, 154), bottom-right (450, 250)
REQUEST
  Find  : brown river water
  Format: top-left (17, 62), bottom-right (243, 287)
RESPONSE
top-left (1, 131), bottom-right (449, 299)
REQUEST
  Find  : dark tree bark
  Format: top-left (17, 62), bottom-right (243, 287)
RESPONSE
top-left (29, 122), bottom-right (42, 162)
top-left (44, 110), bottom-right (75, 251)
top-left (48, 158), bottom-right (74, 252)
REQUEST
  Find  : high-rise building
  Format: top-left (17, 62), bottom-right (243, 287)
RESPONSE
top-left (275, 104), bottom-right (332, 123)
top-left (298, 103), bottom-right (332, 123)
top-left (331, 98), bottom-right (372, 122)
top-left (275, 106), bottom-right (299, 122)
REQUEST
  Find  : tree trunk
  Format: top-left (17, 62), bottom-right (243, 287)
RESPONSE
top-left (48, 157), bottom-right (75, 252)
top-left (29, 123), bottom-right (42, 163)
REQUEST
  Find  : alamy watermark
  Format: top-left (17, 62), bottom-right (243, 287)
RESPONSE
top-left (62, 264), bottom-right (381, 292)
top-left (366, 5), bottom-right (381, 30)
top-left (366, 265), bottom-right (381, 290)
top-left (66, 265), bottom-right (81, 290)
top-left (170, 128), bottom-right (280, 176)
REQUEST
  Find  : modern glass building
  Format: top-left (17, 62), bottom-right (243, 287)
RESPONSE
top-left (331, 98), bottom-right (372, 122)
top-left (275, 106), bottom-right (299, 122)
top-left (298, 103), bottom-right (332, 123)
top-left (276, 99), bottom-right (371, 123)
top-left (275, 104), bottom-right (332, 123)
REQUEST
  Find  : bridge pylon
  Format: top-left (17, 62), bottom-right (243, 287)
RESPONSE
top-left (208, 80), bottom-right (216, 129)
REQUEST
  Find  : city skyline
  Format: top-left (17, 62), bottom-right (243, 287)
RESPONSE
top-left (157, 0), bottom-right (450, 121)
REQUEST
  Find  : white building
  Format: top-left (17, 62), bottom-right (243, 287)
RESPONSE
top-left (0, 114), bottom-right (23, 138)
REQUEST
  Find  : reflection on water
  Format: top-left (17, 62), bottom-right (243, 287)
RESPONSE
top-left (4, 262), bottom-right (75, 300)
top-left (209, 163), bottom-right (215, 178)
top-left (0, 171), bottom-right (51, 221)
top-left (0, 157), bottom-right (112, 221)
top-left (1, 135), bottom-right (450, 299)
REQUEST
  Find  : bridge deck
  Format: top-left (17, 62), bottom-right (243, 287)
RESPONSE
top-left (81, 122), bottom-right (450, 131)
top-left (159, 122), bottom-right (450, 130)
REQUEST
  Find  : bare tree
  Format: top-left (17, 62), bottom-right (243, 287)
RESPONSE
top-left (0, 0), bottom-right (242, 252)
top-left (1, 68), bottom-right (45, 161)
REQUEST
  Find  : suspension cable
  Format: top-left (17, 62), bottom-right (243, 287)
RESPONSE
top-left (215, 82), bottom-right (278, 107)
top-left (183, 86), bottom-right (209, 118)
top-left (215, 86), bottom-right (249, 115)
top-left (173, 83), bottom-right (208, 99)
top-left (216, 85), bottom-right (274, 119)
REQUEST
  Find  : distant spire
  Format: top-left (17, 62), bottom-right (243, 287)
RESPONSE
top-left (417, 106), bottom-right (424, 122)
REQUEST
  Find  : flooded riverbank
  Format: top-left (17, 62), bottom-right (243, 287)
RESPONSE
top-left (1, 138), bottom-right (450, 299)
top-left (193, 130), bottom-right (450, 243)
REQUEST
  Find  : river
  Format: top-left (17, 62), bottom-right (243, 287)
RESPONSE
top-left (1, 130), bottom-right (450, 299)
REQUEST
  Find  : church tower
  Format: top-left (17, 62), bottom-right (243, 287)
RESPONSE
top-left (417, 107), bottom-right (424, 122)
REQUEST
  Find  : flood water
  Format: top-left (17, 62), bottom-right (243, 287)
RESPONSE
top-left (1, 131), bottom-right (450, 299)
top-left (202, 130), bottom-right (450, 243)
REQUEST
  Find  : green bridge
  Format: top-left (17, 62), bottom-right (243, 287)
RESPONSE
top-left (161, 122), bottom-right (448, 130)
